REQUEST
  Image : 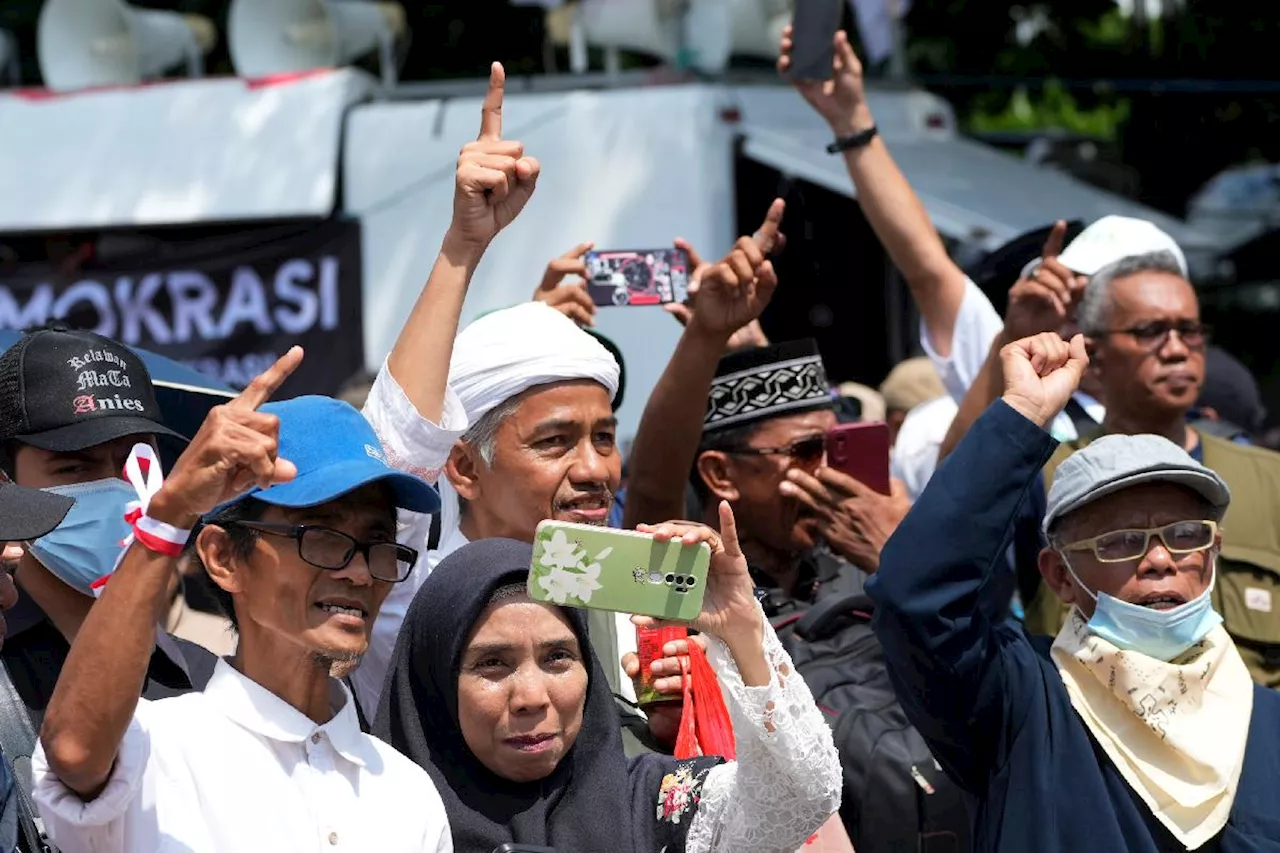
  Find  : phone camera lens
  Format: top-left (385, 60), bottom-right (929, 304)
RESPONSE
top-left (685, 576), bottom-right (697, 587)
top-left (664, 573), bottom-right (675, 585)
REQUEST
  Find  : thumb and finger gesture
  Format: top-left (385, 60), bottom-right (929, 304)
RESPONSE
top-left (453, 63), bottom-right (541, 249)
top-left (163, 347), bottom-right (304, 520)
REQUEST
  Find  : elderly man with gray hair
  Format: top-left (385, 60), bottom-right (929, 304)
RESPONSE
top-left (1016, 249), bottom-right (1280, 686)
top-left (869, 330), bottom-right (1280, 852)
top-left (940, 239), bottom-right (1280, 686)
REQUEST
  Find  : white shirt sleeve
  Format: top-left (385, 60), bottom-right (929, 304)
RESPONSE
top-left (33, 704), bottom-right (164, 853)
top-left (919, 278), bottom-right (1004, 404)
top-left (685, 614), bottom-right (843, 853)
top-left (353, 360), bottom-right (469, 719)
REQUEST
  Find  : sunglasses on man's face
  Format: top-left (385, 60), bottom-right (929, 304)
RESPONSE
top-left (725, 434), bottom-right (826, 465)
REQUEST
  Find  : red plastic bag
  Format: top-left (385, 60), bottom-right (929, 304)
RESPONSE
top-left (673, 640), bottom-right (736, 761)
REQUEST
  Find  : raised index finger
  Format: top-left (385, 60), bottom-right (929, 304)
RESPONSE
top-left (229, 346), bottom-right (303, 412)
top-left (1042, 220), bottom-right (1067, 260)
top-left (478, 62), bottom-right (505, 142)
top-left (753, 198), bottom-right (786, 254)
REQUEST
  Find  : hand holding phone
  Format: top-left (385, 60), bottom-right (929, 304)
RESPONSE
top-left (825, 422), bottom-right (891, 495)
top-left (528, 522), bottom-right (709, 621)
top-left (785, 0), bottom-right (845, 81)
top-left (585, 248), bottom-right (691, 307)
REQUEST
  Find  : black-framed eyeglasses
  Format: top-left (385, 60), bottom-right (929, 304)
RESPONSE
top-left (725, 434), bottom-right (825, 464)
top-left (228, 522), bottom-right (418, 583)
top-left (1105, 321), bottom-right (1211, 350)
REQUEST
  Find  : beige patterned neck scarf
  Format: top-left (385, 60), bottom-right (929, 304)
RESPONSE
top-left (1051, 608), bottom-right (1253, 849)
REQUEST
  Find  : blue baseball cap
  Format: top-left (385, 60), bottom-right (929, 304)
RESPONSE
top-left (219, 396), bottom-right (439, 514)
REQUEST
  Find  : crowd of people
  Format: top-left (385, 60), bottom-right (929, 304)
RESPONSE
top-left (1, 25), bottom-right (1278, 853)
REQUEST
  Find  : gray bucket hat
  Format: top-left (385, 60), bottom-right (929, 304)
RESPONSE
top-left (1042, 433), bottom-right (1230, 536)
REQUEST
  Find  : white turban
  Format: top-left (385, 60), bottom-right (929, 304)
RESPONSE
top-left (437, 302), bottom-right (621, 542)
top-left (449, 301), bottom-right (620, 422)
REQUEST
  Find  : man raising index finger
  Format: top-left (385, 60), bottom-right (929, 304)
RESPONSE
top-left (34, 350), bottom-right (455, 852)
top-left (354, 57), bottom-right (580, 722)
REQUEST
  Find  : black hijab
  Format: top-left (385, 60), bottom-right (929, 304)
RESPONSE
top-left (374, 538), bottom-right (722, 853)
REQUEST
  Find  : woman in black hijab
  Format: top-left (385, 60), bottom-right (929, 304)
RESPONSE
top-left (375, 504), bottom-right (840, 853)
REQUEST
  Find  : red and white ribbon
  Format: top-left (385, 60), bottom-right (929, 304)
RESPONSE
top-left (121, 443), bottom-right (190, 560)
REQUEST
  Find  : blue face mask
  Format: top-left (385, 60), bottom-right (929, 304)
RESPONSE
top-left (1058, 550), bottom-right (1223, 662)
top-left (27, 479), bottom-right (136, 597)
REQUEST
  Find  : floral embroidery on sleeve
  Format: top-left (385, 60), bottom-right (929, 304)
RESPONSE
top-left (657, 762), bottom-right (708, 825)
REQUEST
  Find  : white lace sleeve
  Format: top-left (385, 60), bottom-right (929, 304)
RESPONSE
top-left (685, 612), bottom-right (842, 853)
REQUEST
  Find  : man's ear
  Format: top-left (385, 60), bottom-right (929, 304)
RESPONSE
top-left (1038, 546), bottom-right (1084, 610)
top-left (696, 451), bottom-right (740, 503)
top-left (197, 525), bottom-right (245, 598)
top-left (1083, 335), bottom-right (1104, 378)
top-left (446, 441), bottom-right (485, 503)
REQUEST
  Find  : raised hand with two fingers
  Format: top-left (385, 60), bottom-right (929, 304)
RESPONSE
top-left (147, 347), bottom-right (304, 529)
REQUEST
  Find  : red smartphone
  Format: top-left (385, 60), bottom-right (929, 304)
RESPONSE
top-left (825, 422), bottom-right (891, 495)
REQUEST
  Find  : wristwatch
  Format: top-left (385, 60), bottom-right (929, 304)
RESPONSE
top-left (826, 126), bottom-right (879, 154)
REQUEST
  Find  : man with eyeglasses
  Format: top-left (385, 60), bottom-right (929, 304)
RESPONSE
top-left (870, 330), bottom-right (1280, 852)
top-left (1004, 251), bottom-right (1280, 687)
top-left (32, 351), bottom-right (453, 852)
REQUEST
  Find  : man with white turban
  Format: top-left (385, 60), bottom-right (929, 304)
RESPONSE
top-left (354, 292), bottom-right (624, 719)
top-left (352, 300), bottom-right (621, 717)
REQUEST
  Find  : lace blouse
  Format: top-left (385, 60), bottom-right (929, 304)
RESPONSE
top-left (682, 615), bottom-right (842, 853)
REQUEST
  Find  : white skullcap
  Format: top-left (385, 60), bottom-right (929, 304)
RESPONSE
top-left (448, 302), bottom-right (620, 423)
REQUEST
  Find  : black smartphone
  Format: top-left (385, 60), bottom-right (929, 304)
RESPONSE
top-left (787, 0), bottom-right (845, 81)
top-left (492, 846), bottom-right (557, 853)
top-left (584, 248), bottom-right (691, 307)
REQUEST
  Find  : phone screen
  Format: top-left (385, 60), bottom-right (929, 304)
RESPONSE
top-left (787, 0), bottom-right (845, 81)
top-left (825, 422), bottom-right (892, 495)
top-left (584, 248), bottom-right (691, 308)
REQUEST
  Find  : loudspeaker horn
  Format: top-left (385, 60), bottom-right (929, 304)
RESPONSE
top-left (37, 0), bottom-right (216, 92)
top-left (228, 0), bottom-right (408, 87)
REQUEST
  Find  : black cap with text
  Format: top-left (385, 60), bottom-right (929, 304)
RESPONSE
top-left (0, 325), bottom-right (184, 452)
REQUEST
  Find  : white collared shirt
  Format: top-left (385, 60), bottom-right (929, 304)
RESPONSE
top-left (33, 660), bottom-right (452, 853)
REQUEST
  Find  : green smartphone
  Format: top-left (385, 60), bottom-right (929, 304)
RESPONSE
top-left (528, 520), bottom-right (710, 621)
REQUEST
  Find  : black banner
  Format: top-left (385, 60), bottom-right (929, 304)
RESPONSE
top-left (0, 219), bottom-right (364, 398)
